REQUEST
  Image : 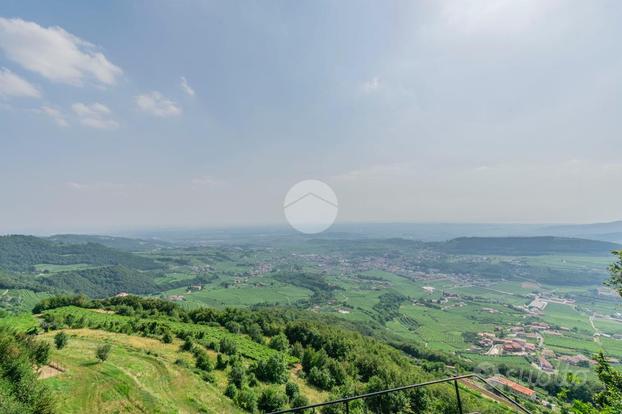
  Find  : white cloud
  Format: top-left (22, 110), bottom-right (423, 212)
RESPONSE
top-left (135, 91), bottom-right (182, 117)
top-left (180, 76), bottom-right (195, 96)
top-left (0, 67), bottom-right (40, 98)
top-left (362, 76), bottom-right (381, 93)
top-left (39, 105), bottom-right (68, 127)
top-left (72, 102), bottom-right (119, 129)
top-left (0, 17), bottom-right (122, 86)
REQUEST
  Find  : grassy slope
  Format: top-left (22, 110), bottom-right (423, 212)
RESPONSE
top-left (40, 329), bottom-right (241, 414)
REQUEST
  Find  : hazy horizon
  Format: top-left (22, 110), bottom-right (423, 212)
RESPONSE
top-left (2, 1), bottom-right (622, 234)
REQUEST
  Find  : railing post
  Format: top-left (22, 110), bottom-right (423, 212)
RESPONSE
top-left (344, 400), bottom-right (350, 414)
top-left (454, 380), bottom-right (464, 414)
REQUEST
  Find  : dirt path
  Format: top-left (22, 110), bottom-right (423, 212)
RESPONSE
top-left (38, 363), bottom-right (64, 379)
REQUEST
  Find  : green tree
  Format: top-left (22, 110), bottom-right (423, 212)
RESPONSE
top-left (0, 328), bottom-right (56, 413)
top-left (31, 339), bottom-right (51, 367)
top-left (225, 383), bottom-right (238, 399)
top-left (54, 331), bottom-right (68, 349)
top-left (180, 337), bottom-right (194, 352)
top-left (96, 343), bottom-right (111, 362)
top-left (195, 350), bottom-right (214, 372)
top-left (229, 363), bottom-right (247, 388)
top-left (285, 381), bottom-right (300, 401)
top-left (254, 354), bottom-right (288, 384)
top-left (257, 387), bottom-right (287, 412)
top-left (162, 331), bottom-right (173, 344)
top-left (220, 337), bottom-right (238, 355)
top-left (235, 387), bottom-right (258, 412)
top-left (606, 250), bottom-right (622, 295)
top-left (269, 333), bottom-right (290, 352)
top-left (591, 352), bottom-right (622, 412)
top-left (572, 250), bottom-right (622, 413)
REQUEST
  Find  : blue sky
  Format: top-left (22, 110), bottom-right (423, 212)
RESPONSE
top-left (1, 1), bottom-right (621, 234)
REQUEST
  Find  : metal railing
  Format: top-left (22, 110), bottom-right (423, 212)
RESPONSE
top-left (269, 374), bottom-right (532, 414)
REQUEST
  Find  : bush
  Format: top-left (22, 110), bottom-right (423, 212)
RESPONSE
top-left (257, 387), bottom-right (287, 412)
top-left (96, 343), bottom-right (111, 362)
top-left (285, 381), bottom-right (300, 400)
top-left (54, 331), bottom-right (68, 350)
top-left (201, 372), bottom-right (216, 383)
top-left (225, 321), bottom-right (241, 333)
top-left (162, 331), bottom-right (173, 344)
top-left (248, 372), bottom-right (259, 387)
top-left (174, 358), bottom-right (189, 368)
top-left (229, 363), bottom-right (247, 388)
top-left (254, 354), bottom-right (288, 384)
top-left (0, 328), bottom-right (56, 413)
top-left (181, 337), bottom-right (194, 352)
top-left (308, 366), bottom-right (334, 390)
top-left (225, 383), bottom-right (238, 399)
top-left (216, 353), bottom-right (228, 369)
top-left (195, 350), bottom-right (214, 372)
top-left (269, 333), bottom-right (290, 352)
top-left (246, 323), bottom-right (264, 344)
top-left (235, 387), bottom-right (258, 412)
top-left (220, 337), bottom-right (238, 355)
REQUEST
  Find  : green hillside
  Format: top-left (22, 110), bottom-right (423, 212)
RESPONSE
top-left (0, 295), bottom-right (522, 414)
top-left (48, 234), bottom-right (171, 252)
top-left (0, 235), bottom-right (161, 272)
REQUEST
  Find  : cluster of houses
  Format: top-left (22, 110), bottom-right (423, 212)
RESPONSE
top-left (478, 332), bottom-right (537, 356)
top-left (558, 354), bottom-right (596, 367)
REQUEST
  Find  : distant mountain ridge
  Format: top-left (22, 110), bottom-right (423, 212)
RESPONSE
top-left (48, 234), bottom-right (171, 252)
top-left (536, 220), bottom-right (622, 243)
top-left (440, 236), bottom-right (621, 256)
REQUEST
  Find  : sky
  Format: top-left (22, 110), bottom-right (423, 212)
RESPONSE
top-left (1, 0), bottom-right (621, 234)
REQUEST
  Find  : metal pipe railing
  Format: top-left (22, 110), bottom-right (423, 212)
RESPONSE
top-left (269, 374), bottom-right (533, 414)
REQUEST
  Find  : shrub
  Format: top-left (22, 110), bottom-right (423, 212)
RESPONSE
top-left (181, 337), bottom-right (194, 352)
top-left (220, 337), bottom-right (237, 355)
top-left (174, 358), bottom-right (189, 368)
top-left (248, 372), bottom-right (259, 387)
top-left (229, 363), bottom-right (247, 388)
top-left (201, 372), bottom-right (216, 383)
top-left (96, 344), bottom-right (111, 362)
top-left (225, 383), bottom-right (238, 399)
top-left (0, 328), bottom-right (56, 413)
top-left (285, 382), bottom-right (300, 400)
top-left (195, 351), bottom-right (214, 372)
top-left (235, 387), bottom-right (258, 412)
top-left (54, 331), bottom-right (68, 350)
top-left (254, 354), bottom-right (288, 384)
top-left (258, 387), bottom-right (287, 412)
top-left (308, 366), bottom-right (334, 390)
top-left (269, 333), bottom-right (290, 352)
top-left (225, 321), bottom-right (241, 333)
top-left (162, 331), bottom-right (173, 344)
top-left (216, 353), bottom-right (228, 369)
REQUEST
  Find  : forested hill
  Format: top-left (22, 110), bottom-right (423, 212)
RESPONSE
top-left (48, 234), bottom-right (170, 252)
top-left (0, 235), bottom-right (161, 272)
top-left (440, 236), bottom-right (621, 256)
